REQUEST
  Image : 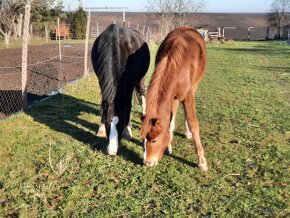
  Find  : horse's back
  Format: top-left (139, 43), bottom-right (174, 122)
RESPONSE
top-left (91, 24), bottom-right (149, 81)
top-left (156, 27), bottom-right (206, 100)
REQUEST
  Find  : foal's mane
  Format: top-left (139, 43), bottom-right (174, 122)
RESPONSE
top-left (141, 28), bottom-right (192, 139)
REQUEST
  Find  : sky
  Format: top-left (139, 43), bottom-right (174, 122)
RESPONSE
top-left (62, 0), bottom-right (272, 13)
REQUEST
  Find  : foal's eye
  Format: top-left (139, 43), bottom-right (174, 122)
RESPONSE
top-left (151, 139), bottom-right (157, 143)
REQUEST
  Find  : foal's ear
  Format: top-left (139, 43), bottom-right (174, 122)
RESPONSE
top-left (149, 118), bottom-right (162, 139)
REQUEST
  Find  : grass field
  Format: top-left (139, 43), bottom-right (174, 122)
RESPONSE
top-left (0, 38), bottom-right (94, 49)
top-left (0, 41), bottom-right (289, 217)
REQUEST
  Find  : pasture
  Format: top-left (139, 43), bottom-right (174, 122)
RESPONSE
top-left (0, 41), bottom-right (289, 217)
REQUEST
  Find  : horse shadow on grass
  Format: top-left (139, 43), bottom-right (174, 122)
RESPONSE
top-left (27, 93), bottom-right (201, 168)
top-left (26, 93), bottom-right (143, 165)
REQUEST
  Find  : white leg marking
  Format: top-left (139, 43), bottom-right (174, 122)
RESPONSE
top-left (107, 116), bottom-right (119, 156)
top-left (185, 120), bottom-right (192, 139)
top-left (141, 95), bottom-right (146, 115)
top-left (127, 125), bottom-right (132, 138)
top-left (97, 123), bottom-right (107, 138)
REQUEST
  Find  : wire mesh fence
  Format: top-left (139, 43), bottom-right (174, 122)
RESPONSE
top-left (0, 42), bottom-right (93, 120)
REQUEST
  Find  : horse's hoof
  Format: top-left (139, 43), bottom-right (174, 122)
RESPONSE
top-left (97, 124), bottom-right (107, 138)
top-left (122, 126), bottom-right (132, 140)
top-left (107, 146), bottom-right (118, 156)
top-left (97, 130), bottom-right (107, 138)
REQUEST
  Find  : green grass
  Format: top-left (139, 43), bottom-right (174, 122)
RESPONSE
top-left (0, 41), bottom-right (289, 217)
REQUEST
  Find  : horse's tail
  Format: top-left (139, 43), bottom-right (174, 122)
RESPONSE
top-left (91, 24), bottom-right (120, 103)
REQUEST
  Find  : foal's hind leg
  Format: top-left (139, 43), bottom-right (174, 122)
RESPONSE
top-left (135, 77), bottom-right (146, 115)
top-left (183, 93), bottom-right (208, 172)
top-left (168, 99), bottom-right (179, 154)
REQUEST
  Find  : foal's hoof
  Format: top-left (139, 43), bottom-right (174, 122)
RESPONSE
top-left (199, 163), bottom-right (208, 172)
top-left (167, 144), bottom-right (173, 155)
top-left (144, 160), bottom-right (158, 167)
top-left (186, 133), bottom-right (193, 140)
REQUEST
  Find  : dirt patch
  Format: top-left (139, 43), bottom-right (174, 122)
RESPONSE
top-left (0, 43), bottom-right (93, 118)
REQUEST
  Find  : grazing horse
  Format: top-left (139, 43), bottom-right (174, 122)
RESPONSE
top-left (91, 24), bottom-right (150, 155)
top-left (141, 27), bottom-right (208, 171)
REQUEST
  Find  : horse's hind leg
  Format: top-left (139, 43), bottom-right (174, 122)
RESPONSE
top-left (183, 93), bottom-right (208, 172)
top-left (122, 117), bottom-right (133, 139)
top-left (97, 112), bottom-right (107, 138)
top-left (168, 99), bottom-right (179, 154)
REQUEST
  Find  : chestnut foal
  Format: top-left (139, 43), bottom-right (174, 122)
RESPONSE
top-left (141, 27), bottom-right (208, 171)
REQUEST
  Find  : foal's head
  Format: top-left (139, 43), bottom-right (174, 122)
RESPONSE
top-left (141, 117), bottom-right (170, 166)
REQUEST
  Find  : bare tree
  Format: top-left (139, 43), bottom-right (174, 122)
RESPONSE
top-left (0, 0), bottom-right (24, 47)
top-left (146, 0), bottom-right (206, 34)
top-left (267, 0), bottom-right (290, 39)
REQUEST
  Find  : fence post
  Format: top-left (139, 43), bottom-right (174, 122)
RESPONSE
top-left (248, 27), bottom-right (254, 41)
top-left (123, 8), bottom-right (126, 27)
top-left (84, 11), bottom-right (91, 76)
top-left (21, 2), bottom-right (31, 111)
top-left (57, 18), bottom-right (62, 61)
top-left (45, 24), bottom-right (49, 43)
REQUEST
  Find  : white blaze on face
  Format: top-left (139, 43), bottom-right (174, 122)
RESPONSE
top-left (107, 116), bottom-right (119, 156)
top-left (143, 138), bottom-right (147, 164)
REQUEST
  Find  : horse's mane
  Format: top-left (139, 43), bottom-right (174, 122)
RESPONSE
top-left (141, 29), bottom-right (191, 139)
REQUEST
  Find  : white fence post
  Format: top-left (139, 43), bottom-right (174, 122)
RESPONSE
top-left (57, 18), bottom-right (62, 61)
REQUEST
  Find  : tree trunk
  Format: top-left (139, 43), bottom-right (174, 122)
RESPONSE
top-left (277, 26), bottom-right (281, 39)
top-left (4, 32), bottom-right (11, 47)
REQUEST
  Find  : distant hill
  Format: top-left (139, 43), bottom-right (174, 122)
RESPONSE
top-left (196, 13), bottom-right (268, 28)
top-left (90, 12), bottom-right (276, 40)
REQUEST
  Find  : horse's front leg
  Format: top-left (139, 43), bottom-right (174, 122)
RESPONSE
top-left (168, 99), bottom-right (179, 154)
top-left (107, 116), bottom-right (120, 155)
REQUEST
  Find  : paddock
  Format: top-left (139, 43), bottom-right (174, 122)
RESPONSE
top-left (0, 40), bottom-right (289, 217)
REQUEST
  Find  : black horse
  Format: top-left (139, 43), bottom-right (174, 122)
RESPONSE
top-left (91, 24), bottom-right (150, 155)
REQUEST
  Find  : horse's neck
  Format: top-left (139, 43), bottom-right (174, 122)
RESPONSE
top-left (157, 98), bottom-right (173, 129)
